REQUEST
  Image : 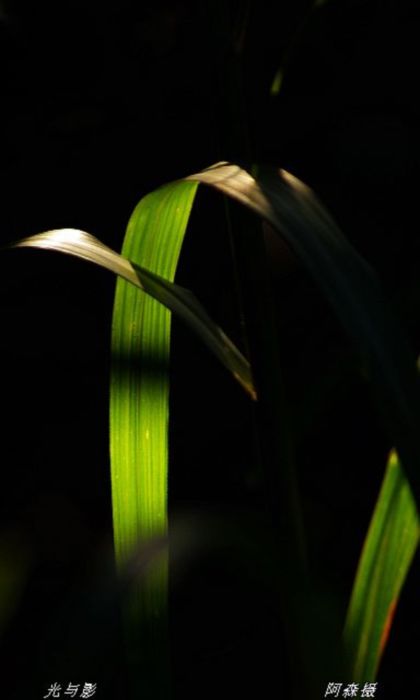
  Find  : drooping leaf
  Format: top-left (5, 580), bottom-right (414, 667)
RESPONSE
top-left (12, 228), bottom-right (255, 402)
top-left (186, 163), bottom-right (420, 511)
top-left (344, 450), bottom-right (419, 680)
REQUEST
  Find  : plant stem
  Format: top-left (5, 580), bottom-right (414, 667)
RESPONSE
top-left (214, 6), bottom-right (312, 697)
top-left (214, 4), bottom-right (346, 695)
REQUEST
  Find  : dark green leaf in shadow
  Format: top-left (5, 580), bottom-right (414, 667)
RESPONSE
top-left (187, 163), bottom-right (420, 510)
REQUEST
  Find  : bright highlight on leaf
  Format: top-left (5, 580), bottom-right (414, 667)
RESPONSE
top-left (344, 450), bottom-right (419, 681)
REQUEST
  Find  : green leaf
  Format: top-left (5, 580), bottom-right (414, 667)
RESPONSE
top-left (110, 179), bottom-right (195, 571)
top-left (344, 450), bottom-right (419, 681)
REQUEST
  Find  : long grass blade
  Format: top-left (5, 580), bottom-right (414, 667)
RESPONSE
top-left (11, 228), bottom-right (255, 400)
top-left (109, 179), bottom-right (196, 695)
top-left (186, 163), bottom-right (420, 510)
top-left (344, 450), bottom-right (419, 680)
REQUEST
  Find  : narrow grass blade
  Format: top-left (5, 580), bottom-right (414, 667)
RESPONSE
top-left (11, 228), bottom-right (255, 400)
top-left (109, 180), bottom-right (197, 696)
top-left (186, 163), bottom-right (420, 509)
top-left (344, 450), bottom-right (419, 681)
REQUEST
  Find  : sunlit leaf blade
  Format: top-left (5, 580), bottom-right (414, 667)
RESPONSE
top-left (12, 227), bottom-right (142, 283)
top-left (110, 179), bottom-right (196, 695)
top-left (344, 450), bottom-right (419, 681)
top-left (186, 162), bottom-right (420, 509)
top-left (12, 228), bottom-right (255, 400)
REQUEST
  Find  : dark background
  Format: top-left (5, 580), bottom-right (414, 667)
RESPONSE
top-left (0, 1), bottom-right (419, 698)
